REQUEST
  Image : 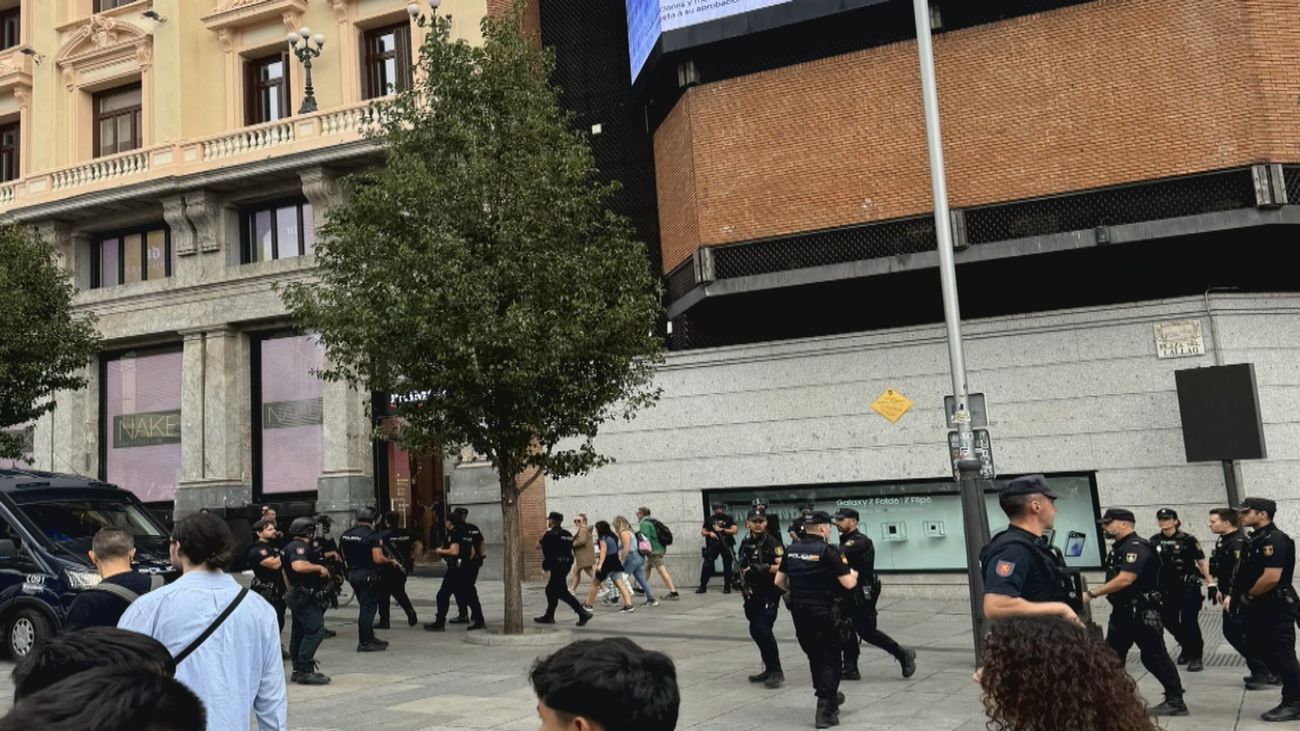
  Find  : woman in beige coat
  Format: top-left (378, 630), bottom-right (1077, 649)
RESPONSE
top-left (570, 513), bottom-right (595, 592)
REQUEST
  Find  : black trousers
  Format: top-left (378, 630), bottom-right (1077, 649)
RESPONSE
top-left (252, 587), bottom-right (286, 633)
top-left (698, 544), bottom-right (734, 591)
top-left (378, 569), bottom-right (416, 625)
top-left (843, 600), bottom-right (903, 663)
top-left (544, 563), bottom-right (584, 618)
top-left (287, 588), bottom-right (326, 669)
top-left (348, 569), bottom-right (381, 645)
top-left (1159, 583), bottom-right (1204, 659)
top-left (744, 594), bottom-right (782, 673)
top-left (1107, 608), bottom-right (1183, 697)
top-left (1223, 609), bottom-right (1271, 678)
top-left (437, 566), bottom-right (484, 623)
top-left (790, 601), bottom-right (842, 701)
top-left (1245, 602), bottom-right (1300, 702)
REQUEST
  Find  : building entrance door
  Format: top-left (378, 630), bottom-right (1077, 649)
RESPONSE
top-left (379, 418), bottom-right (448, 560)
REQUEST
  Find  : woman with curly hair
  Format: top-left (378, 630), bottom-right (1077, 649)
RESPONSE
top-left (979, 616), bottom-right (1160, 731)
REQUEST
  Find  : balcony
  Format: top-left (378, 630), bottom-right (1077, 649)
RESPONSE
top-left (0, 101), bottom-right (379, 213)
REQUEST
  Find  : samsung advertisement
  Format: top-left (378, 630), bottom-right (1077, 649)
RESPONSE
top-left (626, 0), bottom-right (794, 79)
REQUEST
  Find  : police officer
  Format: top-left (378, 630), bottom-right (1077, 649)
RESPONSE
top-left (247, 519), bottom-right (289, 658)
top-left (376, 511), bottom-right (419, 630)
top-left (1151, 508), bottom-right (1212, 671)
top-left (980, 476), bottom-right (1082, 623)
top-left (775, 511), bottom-right (858, 729)
top-left (1208, 507), bottom-right (1274, 687)
top-left (834, 507), bottom-right (916, 680)
top-left (697, 503), bottom-right (739, 594)
top-left (738, 510), bottom-right (785, 689)
top-left (312, 514), bottom-right (345, 635)
top-left (534, 511), bottom-right (593, 626)
top-left (788, 503), bottom-right (814, 544)
top-left (1228, 497), bottom-right (1300, 721)
top-left (339, 507), bottom-right (399, 652)
top-left (750, 497), bottom-right (783, 539)
top-left (284, 517), bottom-right (332, 685)
top-left (1084, 508), bottom-right (1187, 717)
top-left (425, 507), bottom-right (486, 631)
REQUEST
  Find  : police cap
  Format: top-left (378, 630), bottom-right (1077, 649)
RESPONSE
top-left (803, 511), bottom-right (834, 525)
top-left (745, 510), bottom-right (768, 522)
top-left (1098, 508), bottom-right (1136, 524)
top-left (1241, 497), bottom-right (1278, 516)
top-left (1156, 508), bottom-right (1178, 520)
top-left (548, 511), bottom-right (564, 522)
top-left (999, 475), bottom-right (1059, 500)
top-left (289, 517), bottom-right (316, 536)
top-left (834, 507), bottom-right (859, 520)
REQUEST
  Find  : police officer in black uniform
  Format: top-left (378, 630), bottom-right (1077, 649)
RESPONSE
top-left (535, 511), bottom-right (594, 626)
top-left (248, 519), bottom-right (289, 658)
top-left (738, 510), bottom-right (785, 689)
top-left (776, 511), bottom-right (858, 729)
top-left (697, 503), bottom-right (739, 594)
top-left (1230, 497), bottom-right (1300, 721)
top-left (788, 503), bottom-right (814, 544)
top-left (1151, 508), bottom-right (1212, 672)
top-left (980, 476), bottom-right (1084, 624)
top-left (1208, 506), bottom-right (1275, 687)
top-left (376, 511), bottom-right (419, 629)
top-left (1084, 508), bottom-right (1187, 717)
top-left (284, 517), bottom-right (332, 685)
top-left (834, 507), bottom-right (916, 680)
top-left (425, 507), bottom-right (486, 631)
top-left (339, 507), bottom-right (399, 652)
top-left (750, 497), bottom-right (783, 540)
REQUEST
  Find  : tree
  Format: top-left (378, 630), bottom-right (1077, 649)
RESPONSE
top-left (281, 7), bottom-right (663, 633)
top-left (0, 223), bottom-right (101, 461)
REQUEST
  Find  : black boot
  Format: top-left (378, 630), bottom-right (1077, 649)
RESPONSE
top-left (764, 671), bottom-right (785, 689)
top-left (577, 610), bottom-right (594, 626)
top-left (1248, 675), bottom-right (1284, 690)
top-left (1187, 658), bottom-right (1203, 672)
top-left (407, 611), bottom-right (419, 627)
top-left (1262, 701), bottom-right (1300, 722)
top-left (747, 670), bottom-right (770, 683)
top-left (533, 615), bottom-right (556, 624)
top-left (1175, 651), bottom-right (1188, 665)
top-left (898, 648), bottom-right (918, 678)
top-left (1150, 695), bottom-right (1189, 717)
top-left (423, 620), bottom-right (446, 632)
top-left (450, 615), bottom-right (470, 624)
top-left (841, 662), bottom-right (861, 681)
top-left (814, 698), bottom-right (835, 729)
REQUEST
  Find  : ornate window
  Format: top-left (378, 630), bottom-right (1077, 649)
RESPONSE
top-left (93, 83), bottom-right (141, 157)
top-left (245, 52), bottom-right (290, 124)
top-left (362, 22), bottom-right (410, 99)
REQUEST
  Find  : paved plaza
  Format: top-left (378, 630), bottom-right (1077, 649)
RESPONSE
top-left (0, 575), bottom-right (1290, 730)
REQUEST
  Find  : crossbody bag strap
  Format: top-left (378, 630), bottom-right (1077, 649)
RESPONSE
top-left (174, 588), bottom-right (249, 666)
top-left (87, 582), bottom-right (141, 604)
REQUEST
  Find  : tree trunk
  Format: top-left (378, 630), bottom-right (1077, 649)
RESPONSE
top-left (499, 470), bottom-right (524, 634)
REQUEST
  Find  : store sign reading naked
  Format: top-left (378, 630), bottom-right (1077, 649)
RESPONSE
top-left (113, 410), bottom-right (182, 449)
top-left (263, 398), bottom-right (324, 430)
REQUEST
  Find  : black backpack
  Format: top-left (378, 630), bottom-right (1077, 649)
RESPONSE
top-left (650, 518), bottom-right (673, 547)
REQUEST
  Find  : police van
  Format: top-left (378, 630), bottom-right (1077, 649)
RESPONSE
top-left (0, 469), bottom-right (176, 659)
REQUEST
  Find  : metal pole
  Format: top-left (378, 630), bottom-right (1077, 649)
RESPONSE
top-left (910, 0), bottom-right (989, 664)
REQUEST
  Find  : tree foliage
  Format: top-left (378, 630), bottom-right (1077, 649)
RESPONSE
top-left (0, 223), bottom-right (101, 460)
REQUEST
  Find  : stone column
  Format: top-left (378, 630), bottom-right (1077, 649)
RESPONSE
top-left (316, 376), bottom-right (374, 528)
top-left (174, 329), bottom-right (252, 519)
top-left (30, 363), bottom-right (97, 477)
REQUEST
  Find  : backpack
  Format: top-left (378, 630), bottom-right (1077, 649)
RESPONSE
top-left (649, 518), bottom-right (673, 547)
top-left (635, 532), bottom-right (653, 557)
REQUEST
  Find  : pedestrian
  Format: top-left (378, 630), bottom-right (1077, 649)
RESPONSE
top-left (1083, 508), bottom-right (1187, 717)
top-left (1150, 508), bottom-right (1210, 672)
top-left (834, 507), bottom-right (916, 680)
top-left (570, 514), bottom-right (595, 593)
top-left (529, 637), bottom-right (680, 731)
top-left (311, 514), bottom-right (344, 632)
top-left (282, 516), bottom-right (332, 685)
top-left (10, 626), bottom-right (174, 702)
top-left (246, 520), bottom-right (289, 660)
top-left (775, 510), bottom-right (858, 729)
top-left (1208, 506), bottom-right (1275, 688)
top-left (65, 527), bottom-right (152, 630)
top-left (978, 616), bottom-right (1159, 731)
top-left (788, 503), bottom-right (814, 544)
top-left (584, 520), bottom-right (634, 613)
top-left (535, 511), bottom-right (594, 626)
top-left (260, 506), bottom-right (286, 548)
top-left (424, 507), bottom-right (486, 631)
top-left (636, 507), bottom-right (680, 599)
top-left (697, 502), bottom-right (738, 594)
top-left (616, 515), bottom-right (658, 607)
top-left (738, 509), bottom-right (785, 689)
top-left (376, 511), bottom-right (419, 629)
top-left (0, 668), bottom-right (206, 731)
top-left (980, 476), bottom-right (1081, 623)
top-left (118, 511), bottom-right (288, 730)
top-left (339, 506), bottom-right (400, 652)
top-left (1227, 497), bottom-right (1300, 721)
top-left (445, 507), bottom-right (484, 626)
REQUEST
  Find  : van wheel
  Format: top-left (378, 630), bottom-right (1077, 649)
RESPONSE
top-left (6, 609), bottom-right (52, 660)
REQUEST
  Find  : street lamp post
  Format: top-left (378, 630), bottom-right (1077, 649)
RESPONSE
top-left (287, 28), bottom-right (326, 115)
top-left (407, 0), bottom-right (444, 27)
top-left (909, 0), bottom-right (991, 664)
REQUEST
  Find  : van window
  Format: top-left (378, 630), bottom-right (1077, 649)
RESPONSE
top-left (17, 500), bottom-right (166, 548)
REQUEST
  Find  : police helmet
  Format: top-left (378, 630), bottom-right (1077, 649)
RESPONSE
top-left (314, 513), bottom-right (332, 529)
top-left (289, 517), bottom-right (317, 536)
top-left (356, 506), bottom-right (377, 523)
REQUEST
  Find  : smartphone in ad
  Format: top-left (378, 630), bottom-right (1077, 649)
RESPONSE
top-left (1065, 530), bottom-right (1086, 558)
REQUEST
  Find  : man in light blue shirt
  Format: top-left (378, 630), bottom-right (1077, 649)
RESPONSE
top-left (120, 512), bottom-right (287, 731)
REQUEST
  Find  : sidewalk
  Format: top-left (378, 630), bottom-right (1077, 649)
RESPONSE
top-left (0, 576), bottom-right (1284, 729)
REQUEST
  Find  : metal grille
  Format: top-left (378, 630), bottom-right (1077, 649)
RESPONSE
top-left (665, 259), bottom-right (696, 301)
top-left (711, 216), bottom-right (937, 280)
top-left (965, 169), bottom-right (1258, 245)
top-left (1283, 165), bottom-right (1300, 208)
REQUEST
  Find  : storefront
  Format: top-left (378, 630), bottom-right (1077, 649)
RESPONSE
top-left (99, 348), bottom-right (184, 505)
top-left (251, 332), bottom-right (326, 499)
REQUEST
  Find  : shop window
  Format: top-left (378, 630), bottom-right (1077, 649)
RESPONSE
top-left (101, 349), bottom-right (183, 504)
top-left (240, 199), bottom-right (315, 263)
top-left (0, 7), bottom-right (19, 51)
top-left (0, 122), bottom-right (18, 182)
top-left (94, 84), bottom-right (142, 158)
top-left (253, 334), bottom-right (325, 496)
top-left (703, 473), bottom-right (1103, 572)
top-left (362, 23), bottom-right (411, 99)
top-left (245, 52), bottom-right (290, 125)
top-left (91, 224), bottom-right (171, 288)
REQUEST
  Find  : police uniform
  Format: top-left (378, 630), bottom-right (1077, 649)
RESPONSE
top-left (779, 511), bottom-right (852, 728)
top-left (339, 515), bottom-right (387, 650)
top-left (427, 511), bottom-right (485, 630)
top-left (1211, 523), bottom-right (1269, 680)
top-left (377, 517), bottom-right (418, 628)
top-left (247, 538), bottom-right (287, 632)
top-left (751, 500), bottom-right (783, 541)
top-left (312, 531), bottom-right (344, 611)
top-left (698, 508), bottom-right (738, 593)
top-left (537, 512), bottom-right (590, 624)
top-left (1233, 497), bottom-right (1300, 719)
top-left (1098, 509), bottom-right (1185, 711)
top-left (738, 511), bottom-right (785, 685)
top-left (1150, 509), bottom-right (1206, 667)
top-left (836, 508), bottom-right (914, 679)
top-left (284, 526), bottom-right (331, 683)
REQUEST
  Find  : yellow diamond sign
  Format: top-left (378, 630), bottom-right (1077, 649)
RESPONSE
top-left (871, 388), bottom-right (913, 424)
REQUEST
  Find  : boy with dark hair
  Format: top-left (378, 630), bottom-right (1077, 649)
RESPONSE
top-left (0, 668), bottom-right (205, 731)
top-left (65, 527), bottom-right (152, 629)
top-left (530, 637), bottom-right (680, 731)
top-left (11, 626), bottom-right (174, 702)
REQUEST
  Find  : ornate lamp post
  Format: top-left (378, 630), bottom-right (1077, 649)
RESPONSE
top-left (287, 27), bottom-right (326, 115)
top-left (407, 0), bottom-right (443, 27)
